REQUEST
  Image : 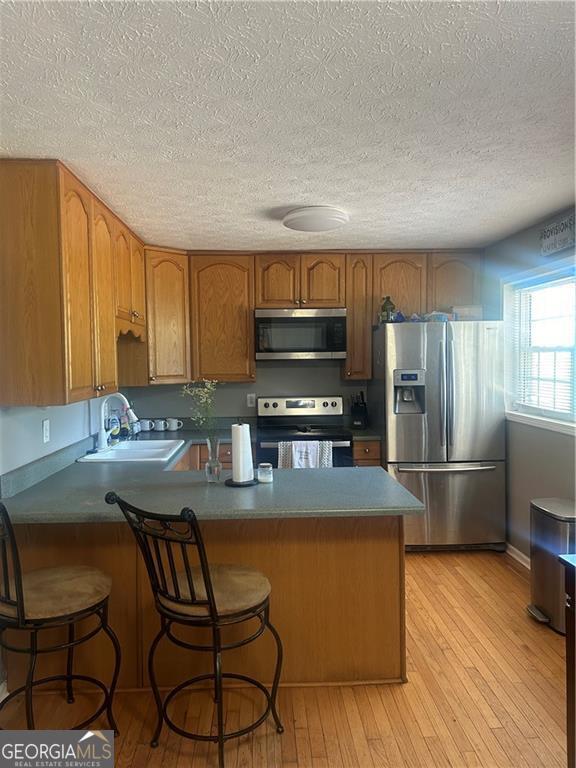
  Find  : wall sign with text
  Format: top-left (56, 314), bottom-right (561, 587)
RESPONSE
top-left (540, 212), bottom-right (575, 256)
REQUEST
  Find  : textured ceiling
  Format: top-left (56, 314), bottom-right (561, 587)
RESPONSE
top-left (1, 1), bottom-right (574, 250)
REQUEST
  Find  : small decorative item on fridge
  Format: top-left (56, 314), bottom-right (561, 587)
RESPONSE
top-left (379, 296), bottom-right (396, 323)
top-left (182, 379), bottom-right (221, 482)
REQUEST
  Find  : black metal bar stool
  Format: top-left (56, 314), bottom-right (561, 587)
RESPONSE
top-left (0, 502), bottom-right (121, 732)
top-left (105, 492), bottom-right (283, 768)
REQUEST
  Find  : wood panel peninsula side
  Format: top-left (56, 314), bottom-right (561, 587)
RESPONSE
top-left (4, 463), bottom-right (424, 691)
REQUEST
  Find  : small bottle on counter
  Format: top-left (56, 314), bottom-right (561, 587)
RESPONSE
top-left (257, 463), bottom-right (273, 483)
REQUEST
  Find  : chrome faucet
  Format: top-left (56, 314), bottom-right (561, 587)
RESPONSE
top-left (97, 393), bottom-right (139, 451)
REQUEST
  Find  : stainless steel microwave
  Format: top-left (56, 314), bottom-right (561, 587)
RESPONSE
top-left (255, 308), bottom-right (347, 360)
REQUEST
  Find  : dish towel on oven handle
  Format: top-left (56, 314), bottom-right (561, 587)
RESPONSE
top-left (277, 441), bottom-right (333, 468)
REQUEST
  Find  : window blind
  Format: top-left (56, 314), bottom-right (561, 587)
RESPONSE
top-left (511, 276), bottom-right (576, 420)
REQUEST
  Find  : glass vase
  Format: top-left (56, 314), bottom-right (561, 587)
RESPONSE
top-left (205, 437), bottom-right (222, 483)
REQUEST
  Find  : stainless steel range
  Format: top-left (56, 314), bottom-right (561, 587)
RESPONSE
top-left (255, 396), bottom-right (353, 467)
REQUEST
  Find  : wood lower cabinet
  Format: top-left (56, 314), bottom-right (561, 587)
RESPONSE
top-left (91, 200), bottom-right (118, 395)
top-left (353, 440), bottom-right (382, 466)
top-left (372, 252), bottom-right (427, 322)
top-left (427, 251), bottom-right (483, 313)
top-left (344, 253), bottom-right (373, 379)
top-left (190, 254), bottom-right (255, 381)
top-left (145, 247), bottom-right (191, 384)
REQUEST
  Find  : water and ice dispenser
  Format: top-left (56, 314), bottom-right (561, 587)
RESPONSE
top-left (393, 370), bottom-right (426, 413)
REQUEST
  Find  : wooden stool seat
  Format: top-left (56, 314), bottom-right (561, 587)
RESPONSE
top-left (158, 564), bottom-right (271, 618)
top-left (0, 565), bottom-right (112, 622)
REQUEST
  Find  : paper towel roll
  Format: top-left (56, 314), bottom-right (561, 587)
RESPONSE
top-left (231, 423), bottom-right (254, 483)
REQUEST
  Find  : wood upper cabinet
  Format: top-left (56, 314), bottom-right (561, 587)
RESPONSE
top-left (427, 251), bottom-right (483, 312)
top-left (91, 200), bottom-right (118, 395)
top-left (113, 221), bottom-right (132, 322)
top-left (114, 223), bottom-right (147, 330)
top-left (59, 167), bottom-right (96, 402)
top-left (344, 253), bottom-right (373, 380)
top-left (301, 253), bottom-right (346, 307)
top-left (255, 254), bottom-right (300, 307)
top-left (0, 159), bottom-right (122, 405)
top-left (190, 254), bottom-right (255, 381)
top-left (145, 248), bottom-right (191, 385)
top-left (372, 252), bottom-right (427, 321)
top-left (130, 237), bottom-right (147, 327)
top-left (254, 252), bottom-right (345, 308)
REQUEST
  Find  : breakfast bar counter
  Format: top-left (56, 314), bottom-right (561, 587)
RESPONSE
top-left (5, 460), bottom-right (424, 692)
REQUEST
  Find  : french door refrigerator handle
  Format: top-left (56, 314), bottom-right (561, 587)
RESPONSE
top-left (447, 339), bottom-right (456, 446)
top-left (397, 465), bottom-right (497, 473)
top-left (439, 340), bottom-right (446, 446)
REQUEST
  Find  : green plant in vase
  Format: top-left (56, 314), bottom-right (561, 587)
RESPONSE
top-left (182, 379), bottom-right (221, 482)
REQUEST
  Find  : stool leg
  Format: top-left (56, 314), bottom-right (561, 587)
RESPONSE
top-left (101, 608), bottom-right (122, 736)
top-left (212, 627), bottom-right (225, 768)
top-left (266, 617), bottom-right (284, 734)
top-left (149, 619), bottom-right (167, 748)
top-left (25, 630), bottom-right (38, 729)
top-left (66, 623), bottom-right (75, 704)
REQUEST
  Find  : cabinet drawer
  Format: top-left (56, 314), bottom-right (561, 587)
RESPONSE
top-left (353, 440), bottom-right (381, 462)
top-left (355, 459), bottom-right (382, 467)
top-left (199, 444), bottom-right (233, 463)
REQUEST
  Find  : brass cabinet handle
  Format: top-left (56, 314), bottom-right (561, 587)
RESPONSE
top-left (150, 376), bottom-right (157, 382)
top-left (364, 447), bottom-right (370, 453)
top-left (301, 299), bottom-right (307, 304)
top-left (347, 371), bottom-right (351, 377)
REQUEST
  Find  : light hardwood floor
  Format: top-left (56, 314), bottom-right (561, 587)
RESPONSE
top-left (1, 552), bottom-right (567, 767)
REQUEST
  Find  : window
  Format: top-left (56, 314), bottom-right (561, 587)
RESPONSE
top-left (509, 272), bottom-right (575, 421)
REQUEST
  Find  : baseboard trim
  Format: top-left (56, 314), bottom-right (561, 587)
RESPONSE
top-left (506, 543), bottom-right (531, 570)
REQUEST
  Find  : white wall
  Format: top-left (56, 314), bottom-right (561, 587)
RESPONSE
top-left (0, 402), bottom-right (92, 475)
top-left (484, 205), bottom-right (576, 557)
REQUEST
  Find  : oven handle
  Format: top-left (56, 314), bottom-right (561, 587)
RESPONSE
top-left (259, 441), bottom-right (351, 449)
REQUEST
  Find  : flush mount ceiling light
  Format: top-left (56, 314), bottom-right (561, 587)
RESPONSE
top-left (282, 206), bottom-right (349, 232)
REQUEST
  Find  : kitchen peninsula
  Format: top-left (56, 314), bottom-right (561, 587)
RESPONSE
top-left (4, 456), bottom-right (423, 693)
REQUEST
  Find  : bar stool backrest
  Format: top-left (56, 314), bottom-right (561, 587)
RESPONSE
top-left (105, 492), bottom-right (218, 621)
top-left (0, 503), bottom-right (25, 625)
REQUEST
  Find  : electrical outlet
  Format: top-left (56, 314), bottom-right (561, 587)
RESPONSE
top-left (246, 393), bottom-right (256, 408)
top-left (42, 419), bottom-right (50, 443)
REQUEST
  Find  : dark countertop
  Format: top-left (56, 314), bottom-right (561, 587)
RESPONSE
top-left (5, 433), bottom-right (422, 525)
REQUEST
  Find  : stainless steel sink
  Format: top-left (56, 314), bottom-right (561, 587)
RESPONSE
top-left (78, 439), bottom-right (185, 463)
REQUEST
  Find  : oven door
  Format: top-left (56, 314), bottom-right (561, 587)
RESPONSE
top-left (255, 309), bottom-right (346, 360)
top-left (256, 440), bottom-right (353, 467)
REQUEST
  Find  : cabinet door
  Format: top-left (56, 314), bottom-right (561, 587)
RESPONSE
top-left (91, 201), bottom-right (118, 396)
top-left (113, 221), bottom-right (132, 321)
top-left (255, 253), bottom-right (300, 307)
top-left (191, 255), bottom-right (255, 381)
top-left (130, 237), bottom-right (147, 327)
top-left (344, 253), bottom-right (373, 380)
top-left (427, 251), bottom-right (483, 313)
top-left (372, 252), bottom-right (427, 322)
top-left (146, 249), bottom-right (191, 384)
top-left (300, 253), bottom-right (346, 307)
top-left (59, 169), bottom-right (95, 402)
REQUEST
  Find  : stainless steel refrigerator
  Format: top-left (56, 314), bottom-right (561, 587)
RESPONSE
top-left (369, 322), bottom-right (506, 549)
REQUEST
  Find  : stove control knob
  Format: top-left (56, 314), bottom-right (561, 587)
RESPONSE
top-left (272, 402), bottom-right (278, 408)
top-left (331, 401), bottom-right (338, 408)
top-left (323, 401), bottom-right (329, 408)
top-left (263, 402), bottom-right (270, 408)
